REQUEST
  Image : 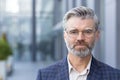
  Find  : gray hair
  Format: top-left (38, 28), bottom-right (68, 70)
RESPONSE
top-left (63, 6), bottom-right (100, 31)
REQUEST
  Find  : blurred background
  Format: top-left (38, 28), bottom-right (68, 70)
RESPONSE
top-left (0, 0), bottom-right (120, 80)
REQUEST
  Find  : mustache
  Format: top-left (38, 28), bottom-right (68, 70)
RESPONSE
top-left (73, 40), bottom-right (89, 48)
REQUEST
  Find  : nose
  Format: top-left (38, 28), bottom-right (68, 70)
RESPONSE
top-left (76, 32), bottom-right (85, 40)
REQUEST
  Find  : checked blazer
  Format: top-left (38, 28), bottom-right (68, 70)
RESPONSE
top-left (36, 56), bottom-right (120, 80)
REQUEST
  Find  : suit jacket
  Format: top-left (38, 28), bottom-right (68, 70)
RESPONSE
top-left (36, 56), bottom-right (120, 80)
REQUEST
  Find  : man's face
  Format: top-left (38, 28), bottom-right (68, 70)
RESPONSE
top-left (64, 17), bottom-right (100, 58)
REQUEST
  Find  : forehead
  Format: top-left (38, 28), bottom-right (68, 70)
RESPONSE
top-left (66, 17), bottom-right (95, 30)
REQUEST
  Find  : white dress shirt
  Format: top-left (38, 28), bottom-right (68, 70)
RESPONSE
top-left (67, 56), bottom-right (92, 80)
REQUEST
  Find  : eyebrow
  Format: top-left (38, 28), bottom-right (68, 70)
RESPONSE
top-left (68, 27), bottom-right (94, 31)
top-left (84, 27), bottom-right (94, 29)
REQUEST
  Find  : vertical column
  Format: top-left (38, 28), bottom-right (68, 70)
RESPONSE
top-left (104, 0), bottom-right (117, 67)
top-left (76, 0), bottom-right (82, 7)
top-left (62, 0), bottom-right (68, 16)
top-left (116, 0), bottom-right (120, 69)
top-left (68, 0), bottom-right (79, 9)
top-left (93, 0), bottom-right (103, 61)
top-left (53, 0), bottom-right (62, 25)
top-left (81, 0), bottom-right (87, 6)
top-left (86, 0), bottom-right (95, 10)
top-left (68, 0), bottom-right (73, 9)
top-left (31, 0), bottom-right (36, 62)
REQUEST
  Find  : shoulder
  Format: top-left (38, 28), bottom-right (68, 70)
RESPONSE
top-left (40, 58), bottom-right (67, 72)
top-left (100, 61), bottom-right (119, 70)
top-left (94, 58), bottom-right (120, 75)
top-left (36, 61), bottom-right (61, 80)
top-left (40, 60), bottom-right (62, 73)
top-left (36, 58), bottom-right (67, 80)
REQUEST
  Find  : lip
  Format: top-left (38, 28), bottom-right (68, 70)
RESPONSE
top-left (75, 45), bottom-right (86, 48)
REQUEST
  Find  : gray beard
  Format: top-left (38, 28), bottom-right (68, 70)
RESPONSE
top-left (65, 40), bottom-right (92, 58)
top-left (69, 47), bottom-right (91, 58)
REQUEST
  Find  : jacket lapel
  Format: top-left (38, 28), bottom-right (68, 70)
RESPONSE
top-left (57, 58), bottom-right (69, 80)
top-left (87, 57), bottom-right (101, 80)
top-left (57, 57), bottom-right (102, 80)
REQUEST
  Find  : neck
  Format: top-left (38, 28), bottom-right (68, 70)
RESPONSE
top-left (68, 53), bottom-right (92, 73)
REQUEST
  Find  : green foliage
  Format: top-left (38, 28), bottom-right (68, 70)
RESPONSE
top-left (0, 39), bottom-right (12, 60)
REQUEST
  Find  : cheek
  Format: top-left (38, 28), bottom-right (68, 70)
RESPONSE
top-left (65, 37), bottom-right (75, 46)
top-left (86, 37), bottom-right (96, 45)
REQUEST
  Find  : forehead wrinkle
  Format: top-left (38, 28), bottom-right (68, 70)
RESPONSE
top-left (65, 17), bottom-right (95, 31)
top-left (66, 26), bottom-right (95, 32)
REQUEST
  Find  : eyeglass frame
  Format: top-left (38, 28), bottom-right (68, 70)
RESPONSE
top-left (64, 28), bottom-right (97, 38)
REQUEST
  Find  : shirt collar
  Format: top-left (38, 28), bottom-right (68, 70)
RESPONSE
top-left (67, 55), bottom-right (92, 75)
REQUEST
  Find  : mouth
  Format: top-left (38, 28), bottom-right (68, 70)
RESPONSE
top-left (76, 45), bottom-right (86, 47)
top-left (76, 44), bottom-right (86, 47)
top-left (74, 44), bottom-right (87, 50)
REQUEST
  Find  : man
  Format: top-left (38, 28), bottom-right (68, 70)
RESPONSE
top-left (36, 6), bottom-right (120, 80)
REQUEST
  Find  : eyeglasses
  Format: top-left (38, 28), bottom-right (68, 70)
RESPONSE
top-left (65, 29), bottom-right (96, 38)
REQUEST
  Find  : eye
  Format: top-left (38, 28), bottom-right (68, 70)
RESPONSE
top-left (83, 29), bottom-right (93, 34)
top-left (69, 30), bottom-right (78, 34)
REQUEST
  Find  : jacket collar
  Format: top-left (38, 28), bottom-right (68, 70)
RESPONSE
top-left (57, 56), bottom-right (102, 80)
top-left (87, 56), bottom-right (102, 80)
top-left (58, 57), bottom-right (69, 80)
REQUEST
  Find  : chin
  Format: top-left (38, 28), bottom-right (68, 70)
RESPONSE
top-left (71, 48), bottom-right (90, 58)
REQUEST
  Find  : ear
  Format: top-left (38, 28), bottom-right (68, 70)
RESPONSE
top-left (95, 30), bottom-right (100, 41)
top-left (64, 31), bottom-right (67, 40)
